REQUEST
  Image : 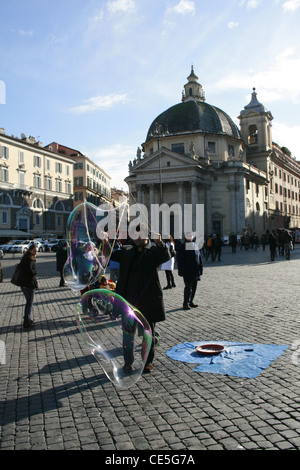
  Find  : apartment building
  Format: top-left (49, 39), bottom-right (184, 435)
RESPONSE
top-left (45, 143), bottom-right (111, 208)
top-left (0, 129), bottom-right (74, 239)
top-left (268, 145), bottom-right (300, 230)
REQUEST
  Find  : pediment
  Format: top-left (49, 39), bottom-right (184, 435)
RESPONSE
top-left (17, 206), bottom-right (31, 216)
top-left (130, 147), bottom-right (199, 173)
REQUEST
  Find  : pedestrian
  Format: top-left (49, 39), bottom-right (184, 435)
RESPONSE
top-left (244, 233), bottom-right (250, 250)
top-left (161, 235), bottom-right (176, 289)
top-left (261, 234), bottom-right (267, 251)
top-left (229, 233), bottom-right (237, 253)
top-left (213, 234), bottom-right (222, 261)
top-left (109, 224), bottom-right (171, 373)
top-left (108, 240), bottom-right (121, 283)
top-left (277, 230), bottom-right (285, 256)
top-left (253, 232), bottom-right (259, 251)
top-left (177, 234), bottom-right (203, 310)
top-left (269, 230), bottom-right (278, 262)
top-left (56, 240), bottom-right (68, 287)
top-left (18, 243), bottom-right (38, 329)
top-left (283, 230), bottom-right (293, 260)
top-left (205, 234), bottom-right (213, 261)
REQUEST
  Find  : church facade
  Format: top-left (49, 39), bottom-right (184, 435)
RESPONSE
top-left (125, 67), bottom-right (300, 239)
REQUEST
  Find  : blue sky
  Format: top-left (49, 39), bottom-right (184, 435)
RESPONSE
top-left (1, 0), bottom-right (300, 190)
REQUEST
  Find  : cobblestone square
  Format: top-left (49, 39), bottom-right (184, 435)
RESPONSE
top-left (0, 245), bottom-right (300, 450)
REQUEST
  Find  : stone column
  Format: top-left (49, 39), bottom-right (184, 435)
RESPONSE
top-left (227, 175), bottom-right (237, 233)
top-left (176, 182), bottom-right (184, 239)
top-left (137, 184), bottom-right (143, 205)
top-left (149, 184), bottom-right (155, 205)
top-left (177, 182), bottom-right (184, 208)
top-left (204, 183), bottom-right (212, 235)
top-left (191, 180), bottom-right (198, 206)
top-left (237, 175), bottom-right (246, 231)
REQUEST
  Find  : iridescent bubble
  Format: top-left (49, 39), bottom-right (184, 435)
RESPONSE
top-left (65, 200), bottom-right (128, 291)
top-left (64, 202), bottom-right (111, 291)
top-left (76, 289), bottom-right (152, 389)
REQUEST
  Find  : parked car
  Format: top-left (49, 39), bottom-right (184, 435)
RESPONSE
top-left (10, 240), bottom-right (44, 254)
top-left (0, 240), bottom-right (25, 253)
top-left (9, 240), bottom-right (32, 253)
top-left (32, 239), bottom-right (46, 251)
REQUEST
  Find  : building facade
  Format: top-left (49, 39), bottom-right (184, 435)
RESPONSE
top-left (0, 130), bottom-right (74, 240)
top-left (238, 90), bottom-right (300, 231)
top-left (125, 68), bottom-right (300, 238)
top-left (44, 143), bottom-right (111, 208)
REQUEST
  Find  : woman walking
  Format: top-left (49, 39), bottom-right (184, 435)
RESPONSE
top-left (19, 243), bottom-right (38, 329)
top-left (161, 235), bottom-right (176, 289)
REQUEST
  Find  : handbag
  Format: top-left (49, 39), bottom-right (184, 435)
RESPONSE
top-left (11, 263), bottom-right (22, 286)
top-left (169, 244), bottom-right (176, 258)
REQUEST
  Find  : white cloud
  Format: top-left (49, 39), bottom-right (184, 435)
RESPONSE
top-left (168, 0), bottom-right (196, 15)
top-left (247, 0), bottom-right (260, 8)
top-left (84, 143), bottom-right (135, 189)
top-left (282, 0), bottom-right (300, 11)
top-left (213, 47), bottom-right (300, 104)
top-left (228, 21), bottom-right (239, 29)
top-left (19, 29), bottom-right (34, 36)
top-left (107, 0), bottom-right (136, 14)
top-left (69, 93), bottom-right (129, 114)
top-left (272, 121), bottom-right (300, 158)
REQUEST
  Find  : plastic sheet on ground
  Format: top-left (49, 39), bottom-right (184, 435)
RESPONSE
top-left (166, 341), bottom-right (289, 378)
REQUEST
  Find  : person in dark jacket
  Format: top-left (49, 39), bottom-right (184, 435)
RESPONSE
top-left (177, 234), bottom-right (203, 310)
top-left (212, 234), bottom-right (222, 261)
top-left (19, 243), bottom-right (38, 329)
top-left (269, 230), bottom-right (278, 262)
top-left (109, 224), bottom-right (170, 373)
top-left (56, 240), bottom-right (68, 287)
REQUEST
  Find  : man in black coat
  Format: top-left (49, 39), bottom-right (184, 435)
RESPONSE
top-left (177, 234), bottom-right (203, 310)
top-left (110, 225), bottom-right (170, 373)
top-left (56, 241), bottom-right (68, 287)
top-left (269, 230), bottom-right (278, 262)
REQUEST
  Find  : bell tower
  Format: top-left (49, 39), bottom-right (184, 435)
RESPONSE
top-left (238, 88), bottom-right (273, 152)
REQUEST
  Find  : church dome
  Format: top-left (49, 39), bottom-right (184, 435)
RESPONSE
top-left (146, 100), bottom-right (241, 141)
top-left (146, 66), bottom-right (241, 142)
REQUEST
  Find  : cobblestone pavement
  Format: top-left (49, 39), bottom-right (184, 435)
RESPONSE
top-left (0, 244), bottom-right (300, 451)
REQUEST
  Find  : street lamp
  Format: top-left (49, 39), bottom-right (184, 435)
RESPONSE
top-left (153, 122), bottom-right (169, 204)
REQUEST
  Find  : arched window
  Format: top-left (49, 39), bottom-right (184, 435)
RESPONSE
top-left (248, 125), bottom-right (258, 144)
top-left (0, 193), bottom-right (12, 205)
top-left (32, 198), bottom-right (43, 209)
top-left (54, 201), bottom-right (65, 212)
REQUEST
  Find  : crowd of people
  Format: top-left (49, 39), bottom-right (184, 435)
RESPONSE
top-left (7, 225), bottom-right (296, 375)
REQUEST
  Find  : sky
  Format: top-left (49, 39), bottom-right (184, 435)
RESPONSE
top-left (1, 0), bottom-right (300, 190)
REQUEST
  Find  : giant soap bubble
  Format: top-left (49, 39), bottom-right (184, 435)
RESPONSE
top-left (76, 289), bottom-right (152, 388)
top-left (65, 200), bottom-right (152, 388)
top-left (64, 202), bottom-right (111, 291)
